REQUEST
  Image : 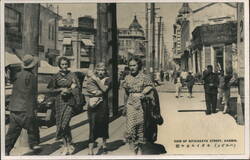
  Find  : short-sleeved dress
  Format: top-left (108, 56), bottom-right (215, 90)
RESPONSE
top-left (48, 70), bottom-right (80, 140)
top-left (123, 72), bottom-right (153, 148)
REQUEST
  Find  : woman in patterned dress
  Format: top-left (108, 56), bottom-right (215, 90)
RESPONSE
top-left (123, 57), bottom-right (154, 154)
top-left (48, 57), bottom-right (81, 155)
top-left (85, 62), bottom-right (111, 155)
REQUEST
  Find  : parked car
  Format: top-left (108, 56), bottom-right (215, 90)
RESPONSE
top-left (5, 70), bottom-right (86, 126)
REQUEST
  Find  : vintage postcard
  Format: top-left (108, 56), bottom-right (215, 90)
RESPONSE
top-left (1, 0), bottom-right (249, 159)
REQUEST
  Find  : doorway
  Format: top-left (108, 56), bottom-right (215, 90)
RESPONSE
top-left (214, 47), bottom-right (224, 72)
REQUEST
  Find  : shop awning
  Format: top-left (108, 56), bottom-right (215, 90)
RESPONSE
top-left (38, 60), bottom-right (59, 74)
top-left (81, 39), bottom-right (94, 46)
top-left (63, 38), bottom-right (72, 45)
top-left (5, 52), bottom-right (22, 66)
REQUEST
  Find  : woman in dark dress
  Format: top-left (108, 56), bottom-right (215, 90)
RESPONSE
top-left (48, 57), bottom-right (81, 155)
top-left (85, 62), bottom-right (111, 155)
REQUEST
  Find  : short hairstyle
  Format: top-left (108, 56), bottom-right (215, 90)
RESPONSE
top-left (128, 56), bottom-right (143, 71)
top-left (95, 62), bottom-right (106, 70)
top-left (57, 56), bottom-right (70, 69)
top-left (94, 62), bottom-right (107, 75)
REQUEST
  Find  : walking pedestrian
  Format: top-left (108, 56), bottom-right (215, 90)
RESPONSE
top-left (123, 57), bottom-right (154, 155)
top-left (174, 72), bottom-right (182, 98)
top-left (5, 55), bottom-right (40, 155)
top-left (186, 72), bottom-right (195, 98)
top-left (202, 65), bottom-right (219, 115)
top-left (47, 57), bottom-right (81, 155)
top-left (85, 62), bottom-right (111, 155)
top-left (165, 71), bottom-right (169, 81)
top-left (160, 70), bottom-right (164, 82)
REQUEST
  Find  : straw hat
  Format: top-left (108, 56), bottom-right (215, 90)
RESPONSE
top-left (22, 55), bottom-right (39, 69)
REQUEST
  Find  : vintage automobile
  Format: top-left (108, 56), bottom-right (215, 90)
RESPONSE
top-left (5, 62), bottom-right (87, 126)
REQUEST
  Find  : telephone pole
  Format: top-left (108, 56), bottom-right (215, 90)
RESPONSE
top-left (161, 22), bottom-right (165, 70)
top-left (18, 4), bottom-right (40, 148)
top-left (145, 3), bottom-right (150, 75)
top-left (157, 16), bottom-right (162, 71)
top-left (150, 3), bottom-right (155, 80)
top-left (96, 3), bottom-right (118, 116)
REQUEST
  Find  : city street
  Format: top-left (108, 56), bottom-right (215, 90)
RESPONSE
top-left (8, 81), bottom-right (244, 156)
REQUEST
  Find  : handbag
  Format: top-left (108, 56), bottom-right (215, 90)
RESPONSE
top-left (89, 97), bottom-right (103, 108)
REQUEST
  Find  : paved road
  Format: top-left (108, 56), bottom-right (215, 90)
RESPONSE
top-left (8, 82), bottom-right (244, 156)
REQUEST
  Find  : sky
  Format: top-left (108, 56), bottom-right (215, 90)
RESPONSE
top-left (54, 3), bottom-right (210, 54)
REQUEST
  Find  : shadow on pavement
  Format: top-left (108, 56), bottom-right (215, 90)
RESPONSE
top-left (96, 140), bottom-right (125, 155)
top-left (141, 142), bottom-right (167, 155)
top-left (40, 107), bottom-right (124, 144)
top-left (71, 140), bottom-right (89, 155)
top-left (40, 119), bottom-right (89, 143)
top-left (21, 107), bottom-right (124, 156)
top-left (23, 141), bottom-right (62, 155)
top-left (178, 109), bottom-right (206, 112)
top-left (106, 140), bottom-right (126, 151)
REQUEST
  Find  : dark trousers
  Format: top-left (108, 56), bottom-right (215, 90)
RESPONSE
top-left (187, 85), bottom-right (193, 94)
top-left (5, 111), bottom-right (40, 154)
top-left (205, 93), bottom-right (218, 113)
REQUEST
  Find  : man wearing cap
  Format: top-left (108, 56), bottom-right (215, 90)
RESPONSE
top-left (5, 55), bottom-right (40, 155)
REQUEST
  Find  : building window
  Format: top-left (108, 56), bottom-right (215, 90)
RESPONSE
top-left (52, 25), bottom-right (54, 40)
top-left (5, 6), bottom-right (21, 33)
top-left (64, 45), bottom-right (73, 56)
top-left (5, 6), bottom-right (22, 48)
top-left (127, 40), bottom-right (131, 47)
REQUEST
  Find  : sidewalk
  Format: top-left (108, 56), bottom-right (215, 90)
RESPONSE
top-left (156, 81), bottom-right (238, 94)
top-left (157, 92), bottom-right (244, 155)
top-left (7, 83), bottom-right (243, 156)
top-left (9, 106), bottom-right (125, 156)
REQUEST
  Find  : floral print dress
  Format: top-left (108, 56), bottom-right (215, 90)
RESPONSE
top-left (123, 72), bottom-right (153, 149)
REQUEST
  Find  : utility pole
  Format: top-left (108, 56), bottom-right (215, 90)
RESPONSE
top-left (145, 3), bottom-right (150, 75)
top-left (18, 4), bottom-right (40, 148)
top-left (157, 16), bottom-right (162, 71)
top-left (96, 3), bottom-right (118, 116)
top-left (150, 3), bottom-right (155, 80)
top-left (161, 22), bottom-right (165, 70)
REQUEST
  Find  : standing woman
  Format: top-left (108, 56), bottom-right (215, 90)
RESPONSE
top-left (48, 57), bottom-right (81, 155)
top-left (123, 57), bottom-right (154, 154)
top-left (85, 62), bottom-right (111, 155)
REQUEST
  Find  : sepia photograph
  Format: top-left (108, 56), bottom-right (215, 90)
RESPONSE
top-left (1, 0), bottom-right (249, 159)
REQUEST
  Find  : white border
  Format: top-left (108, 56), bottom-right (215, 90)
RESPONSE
top-left (1, 0), bottom-right (249, 159)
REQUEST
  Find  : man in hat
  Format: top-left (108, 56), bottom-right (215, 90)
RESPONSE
top-left (5, 55), bottom-right (40, 155)
top-left (202, 65), bottom-right (219, 115)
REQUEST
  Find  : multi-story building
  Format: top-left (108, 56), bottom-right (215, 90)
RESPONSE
top-left (173, 3), bottom-right (237, 74)
top-left (5, 4), bottom-right (61, 65)
top-left (58, 13), bottom-right (96, 69)
top-left (172, 3), bottom-right (192, 69)
top-left (118, 16), bottom-right (145, 63)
